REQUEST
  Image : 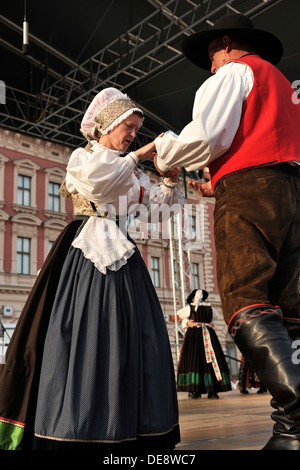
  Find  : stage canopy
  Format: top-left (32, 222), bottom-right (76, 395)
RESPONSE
top-left (0, 0), bottom-right (299, 165)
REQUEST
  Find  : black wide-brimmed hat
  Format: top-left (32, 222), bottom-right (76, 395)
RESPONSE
top-left (182, 12), bottom-right (283, 70)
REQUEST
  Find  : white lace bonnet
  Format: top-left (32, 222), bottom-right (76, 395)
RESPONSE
top-left (80, 87), bottom-right (144, 141)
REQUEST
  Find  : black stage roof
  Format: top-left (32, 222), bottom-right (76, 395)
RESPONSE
top-left (0, 0), bottom-right (299, 164)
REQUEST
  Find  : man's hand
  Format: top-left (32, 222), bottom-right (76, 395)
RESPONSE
top-left (187, 179), bottom-right (215, 197)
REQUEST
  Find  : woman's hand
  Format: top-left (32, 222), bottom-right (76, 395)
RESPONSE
top-left (134, 141), bottom-right (156, 161)
top-left (163, 166), bottom-right (181, 183)
top-left (153, 154), bottom-right (181, 181)
top-left (153, 154), bottom-right (164, 175)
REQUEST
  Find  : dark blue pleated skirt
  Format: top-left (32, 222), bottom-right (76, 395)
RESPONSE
top-left (33, 219), bottom-right (180, 450)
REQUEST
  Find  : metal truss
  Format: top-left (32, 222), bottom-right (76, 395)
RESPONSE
top-left (169, 193), bottom-right (207, 362)
top-left (0, 0), bottom-right (281, 151)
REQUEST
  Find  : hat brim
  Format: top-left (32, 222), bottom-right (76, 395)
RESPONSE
top-left (182, 27), bottom-right (283, 70)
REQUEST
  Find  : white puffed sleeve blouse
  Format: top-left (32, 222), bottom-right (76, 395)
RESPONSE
top-left (65, 142), bottom-right (183, 274)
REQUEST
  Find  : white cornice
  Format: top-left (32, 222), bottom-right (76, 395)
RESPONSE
top-left (0, 128), bottom-right (73, 165)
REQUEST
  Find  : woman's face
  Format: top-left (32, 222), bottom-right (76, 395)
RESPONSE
top-left (100, 113), bottom-right (143, 153)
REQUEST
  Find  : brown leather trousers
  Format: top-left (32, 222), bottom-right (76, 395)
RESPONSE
top-left (214, 163), bottom-right (300, 324)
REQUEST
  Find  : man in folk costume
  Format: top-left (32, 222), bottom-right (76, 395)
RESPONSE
top-left (154, 12), bottom-right (300, 450)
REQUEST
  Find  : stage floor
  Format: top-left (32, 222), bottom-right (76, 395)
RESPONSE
top-left (176, 388), bottom-right (273, 451)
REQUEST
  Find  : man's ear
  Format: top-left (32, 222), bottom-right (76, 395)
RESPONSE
top-left (223, 35), bottom-right (232, 52)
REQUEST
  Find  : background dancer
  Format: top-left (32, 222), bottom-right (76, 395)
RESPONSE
top-left (177, 289), bottom-right (231, 399)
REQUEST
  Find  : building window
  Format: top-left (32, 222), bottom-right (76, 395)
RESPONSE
top-left (13, 159), bottom-right (40, 212)
top-left (17, 174), bottom-right (31, 206)
top-left (151, 257), bottom-right (160, 287)
top-left (149, 221), bottom-right (159, 233)
top-left (191, 262), bottom-right (200, 290)
top-left (17, 237), bottom-right (31, 274)
top-left (48, 182), bottom-right (61, 212)
top-left (188, 215), bottom-right (196, 239)
top-left (127, 215), bottom-right (136, 228)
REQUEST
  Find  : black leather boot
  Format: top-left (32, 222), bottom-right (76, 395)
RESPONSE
top-left (238, 358), bottom-right (249, 394)
top-left (228, 304), bottom-right (300, 450)
top-left (262, 317), bottom-right (300, 449)
top-left (262, 398), bottom-right (300, 450)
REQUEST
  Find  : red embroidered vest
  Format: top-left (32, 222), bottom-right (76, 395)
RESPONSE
top-left (209, 54), bottom-right (300, 189)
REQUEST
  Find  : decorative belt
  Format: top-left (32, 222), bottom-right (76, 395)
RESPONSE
top-left (195, 323), bottom-right (222, 382)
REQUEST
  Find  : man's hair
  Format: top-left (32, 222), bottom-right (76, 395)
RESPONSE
top-left (212, 35), bottom-right (257, 54)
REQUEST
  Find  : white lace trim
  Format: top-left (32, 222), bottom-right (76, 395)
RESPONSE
top-left (72, 217), bottom-right (135, 274)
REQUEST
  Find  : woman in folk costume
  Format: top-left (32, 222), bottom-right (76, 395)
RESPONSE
top-left (0, 88), bottom-right (182, 451)
top-left (177, 289), bottom-right (231, 398)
